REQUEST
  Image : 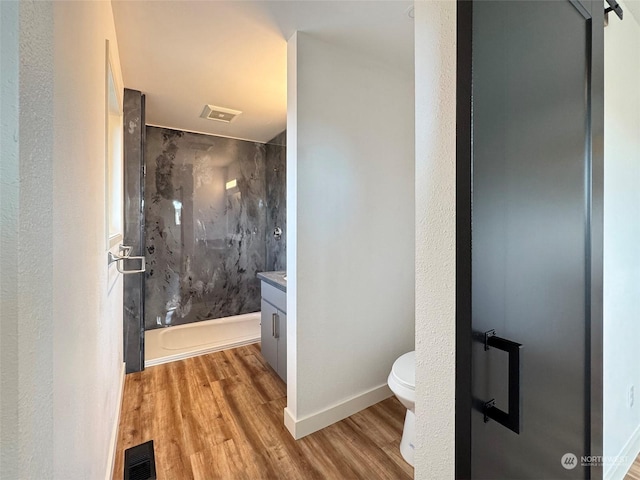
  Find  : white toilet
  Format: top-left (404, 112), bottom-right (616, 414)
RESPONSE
top-left (387, 351), bottom-right (416, 466)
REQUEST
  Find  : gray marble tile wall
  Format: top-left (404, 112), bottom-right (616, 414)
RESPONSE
top-left (123, 89), bottom-right (145, 373)
top-left (144, 126), bottom-right (285, 330)
top-left (265, 131), bottom-right (287, 272)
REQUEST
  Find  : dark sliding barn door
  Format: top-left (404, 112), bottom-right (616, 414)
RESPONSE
top-left (457, 1), bottom-right (604, 478)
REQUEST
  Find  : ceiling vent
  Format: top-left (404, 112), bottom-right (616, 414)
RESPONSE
top-left (200, 104), bottom-right (242, 123)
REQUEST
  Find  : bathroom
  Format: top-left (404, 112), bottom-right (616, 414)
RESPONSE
top-left (8, 0), bottom-right (640, 477)
top-left (112, 0), bottom-right (416, 476)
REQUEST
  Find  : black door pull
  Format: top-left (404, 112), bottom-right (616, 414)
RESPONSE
top-left (483, 330), bottom-right (523, 434)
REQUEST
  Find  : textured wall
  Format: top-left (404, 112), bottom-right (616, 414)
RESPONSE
top-left (0, 2), bottom-right (21, 477)
top-left (414, 1), bottom-right (457, 478)
top-left (603, 3), bottom-right (640, 478)
top-left (144, 126), bottom-right (274, 329)
top-left (266, 130), bottom-right (287, 272)
top-left (0, 1), bottom-right (126, 479)
top-left (20, 2), bottom-right (55, 474)
top-left (0, 1), bottom-right (54, 477)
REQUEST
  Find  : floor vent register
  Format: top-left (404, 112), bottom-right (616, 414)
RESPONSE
top-left (124, 440), bottom-right (157, 480)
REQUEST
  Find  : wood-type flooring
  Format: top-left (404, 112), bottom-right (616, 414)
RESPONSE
top-left (112, 343), bottom-right (413, 480)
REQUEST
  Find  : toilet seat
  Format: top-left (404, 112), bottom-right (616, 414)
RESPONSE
top-left (391, 351), bottom-right (415, 390)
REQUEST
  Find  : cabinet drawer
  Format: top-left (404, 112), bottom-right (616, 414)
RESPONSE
top-left (261, 281), bottom-right (286, 313)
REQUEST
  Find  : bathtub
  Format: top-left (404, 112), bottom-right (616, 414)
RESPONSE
top-left (144, 311), bottom-right (261, 367)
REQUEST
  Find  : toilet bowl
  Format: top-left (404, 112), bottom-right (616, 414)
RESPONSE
top-left (388, 351), bottom-right (415, 466)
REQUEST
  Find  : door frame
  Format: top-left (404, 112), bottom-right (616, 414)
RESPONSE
top-left (454, 1), bottom-right (604, 477)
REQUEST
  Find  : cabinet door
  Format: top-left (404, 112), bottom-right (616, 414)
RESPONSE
top-left (260, 299), bottom-right (278, 371)
top-left (276, 310), bottom-right (287, 383)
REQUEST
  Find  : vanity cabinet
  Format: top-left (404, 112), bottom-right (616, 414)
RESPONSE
top-left (260, 281), bottom-right (287, 382)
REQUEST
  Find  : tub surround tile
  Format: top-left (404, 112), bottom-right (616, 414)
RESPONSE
top-left (144, 127), bottom-right (276, 330)
top-left (265, 131), bottom-right (286, 272)
top-left (123, 88), bottom-right (146, 373)
top-left (257, 271), bottom-right (287, 293)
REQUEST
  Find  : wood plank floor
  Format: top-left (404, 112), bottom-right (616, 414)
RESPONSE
top-left (626, 452), bottom-right (640, 480)
top-left (112, 344), bottom-right (414, 480)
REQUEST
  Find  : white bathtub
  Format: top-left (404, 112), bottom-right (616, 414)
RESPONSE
top-left (144, 312), bottom-right (261, 367)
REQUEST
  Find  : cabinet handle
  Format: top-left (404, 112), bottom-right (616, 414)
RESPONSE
top-left (272, 313), bottom-right (277, 337)
top-left (273, 313), bottom-right (280, 339)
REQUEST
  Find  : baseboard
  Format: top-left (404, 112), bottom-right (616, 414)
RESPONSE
top-left (284, 384), bottom-right (393, 440)
top-left (106, 362), bottom-right (126, 480)
top-left (605, 421), bottom-right (640, 480)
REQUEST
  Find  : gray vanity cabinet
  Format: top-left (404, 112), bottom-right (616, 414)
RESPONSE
top-left (260, 282), bottom-right (287, 382)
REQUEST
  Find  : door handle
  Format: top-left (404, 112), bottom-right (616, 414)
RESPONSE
top-left (483, 330), bottom-right (523, 434)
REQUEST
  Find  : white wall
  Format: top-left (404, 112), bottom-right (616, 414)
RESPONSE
top-left (0, 1), bottom-right (125, 478)
top-left (414, 1), bottom-right (457, 478)
top-left (0, 1), bottom-right (55, 477)
top-left (0, 1), bottom-right (20, 477)
top-left (53, 2), bottom-right (125, 478)
top-left (1, 1), bottom-right (44, 477)
top-left (603, 3), bottom-right (640, 478)
top-left (285, 32), bottom-right (415, 437)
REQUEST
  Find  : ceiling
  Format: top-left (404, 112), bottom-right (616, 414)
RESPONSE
top-left (111, 1), bottom-right (414, 143)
